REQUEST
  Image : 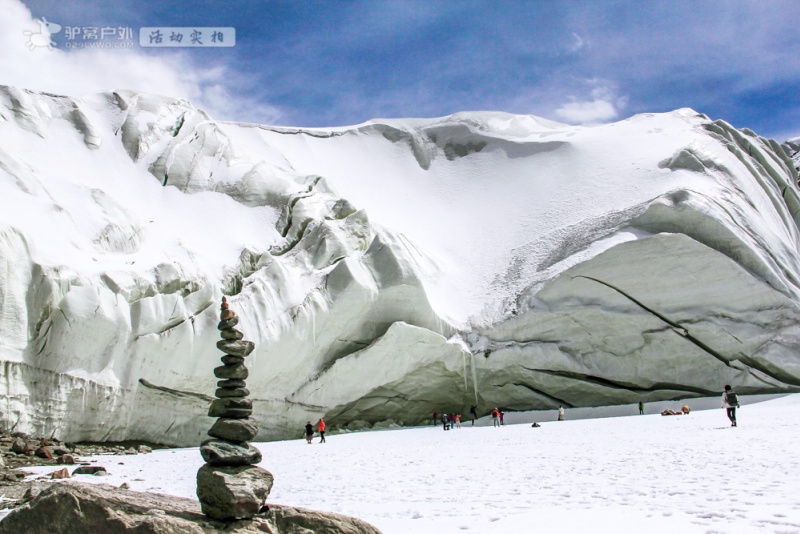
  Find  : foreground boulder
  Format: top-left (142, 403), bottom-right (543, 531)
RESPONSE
top-left (0, 482), bottom-right (382, 534)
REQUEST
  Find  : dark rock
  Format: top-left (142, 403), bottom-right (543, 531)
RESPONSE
top-left (73, 466), bottom-right (108, 475)
top-left (217, 316), bottom-right (239, 330)
top-left (196, 464), bottom-right (273, 520)
top-left (208, 418), bottom-right (259, 442)
top-left (214, 363), bottom-right (249, 380)
top-left (11, 437), bottom-right (28, 454)
top-left (220, 328), bottom-right (244, 340)
top-left (216, 340), bottom-right (255, 357)
top-left (34, 446), bottom-right (53, 459)
top-left (215, 387), bottom-right (250, 398)
top-left (57, 453), bottom-right (76, 465)
top-left (209, 407), bottom-right (253, 419)
top-left (0, 481), bottom-right (383, 533)
top-left (200, 439), bottom-right (262, 466)
top-left (221, 355), bottom-right (245, 366)
top-left (217, 379), bottom-right (247, 388)
top-left (52, 446), bottom-right (70, 456)
top-left (208, 398), bottom-right (253, 419)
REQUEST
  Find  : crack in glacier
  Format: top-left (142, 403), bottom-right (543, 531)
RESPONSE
top-left (137, 378), bottom-right (213, 402)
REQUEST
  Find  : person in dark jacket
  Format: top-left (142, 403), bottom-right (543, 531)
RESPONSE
top-left (722, 385), bottom-right (739, 427)
top-left (304, 421), bottom-right (314, 444)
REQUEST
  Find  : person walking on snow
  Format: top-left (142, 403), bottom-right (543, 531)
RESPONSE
top-left (491, 408), bottom-right (500, 427)
top-left (558, 406), bottom-right (565, 421)
top-left (442, 413), bottom-right (450, 431)
top-left (638, 401), bottom-right (644, 415)
top-left (318, 417), bottom-right (326, 443)
top-left (455, 413), bottom-right (461, 428)
top-left (722, 384), bottom-right (739, 427)
top-left (469, 405), bottom-right (477, 425)
top-left (304, 421), bottom-right (314, 444)
top-left (433, 411), bottom-right (438, 426)
top-left (499, 410), bottom-right (505, 425)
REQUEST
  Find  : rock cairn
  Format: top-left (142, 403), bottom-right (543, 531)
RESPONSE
top-left (196, 297), bottom-right (274, 521)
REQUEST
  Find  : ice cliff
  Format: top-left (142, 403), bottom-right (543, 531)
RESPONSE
top-left (1, 85), bottom-right (799, 445)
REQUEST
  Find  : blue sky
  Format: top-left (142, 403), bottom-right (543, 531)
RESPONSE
top-left (11, 0), bottom-right (800, 140)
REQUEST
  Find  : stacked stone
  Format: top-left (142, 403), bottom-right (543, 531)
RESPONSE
top-left (196, 297), bottom-right (274, 521)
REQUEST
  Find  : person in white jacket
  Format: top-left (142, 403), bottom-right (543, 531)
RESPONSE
top-left (722, 384), bottom-right (739, 427)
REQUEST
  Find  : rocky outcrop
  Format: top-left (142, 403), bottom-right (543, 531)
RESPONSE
top-left (0, 482), bottom-right (382, 533)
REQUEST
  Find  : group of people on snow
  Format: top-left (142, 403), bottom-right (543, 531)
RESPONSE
top-left (300, 386), bottom-right (742, 444)
top-left (304, 418), bottom-right (326, 444)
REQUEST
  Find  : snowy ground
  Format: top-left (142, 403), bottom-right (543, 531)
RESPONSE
top-left (11, 394), bottom-right (800, 534)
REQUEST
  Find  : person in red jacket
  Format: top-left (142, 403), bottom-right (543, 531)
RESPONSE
top-left (318, 417), bottom-right (326, 443)
top-left (491, 408), bottom-right (500, 427)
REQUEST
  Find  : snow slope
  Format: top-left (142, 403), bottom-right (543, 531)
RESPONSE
top-left (1, 85), bottom-right (800, 444)
top-left (15, 394), bottom-right (800, 534)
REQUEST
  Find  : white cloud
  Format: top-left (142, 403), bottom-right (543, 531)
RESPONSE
top-left (554, 79), bottom-right (627, 124)
top-left (555, 99), bottom-right (617, 123)
top-left (568, 32), bottom-right (586, 53)
top-left (0, 0), bottom-right (282, 124)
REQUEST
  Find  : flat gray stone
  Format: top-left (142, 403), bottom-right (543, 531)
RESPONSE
top-left (214, 364), bottom-right (248, 380)
top-left (216, 340), bottom-right (255, 357)
top-left (217, 379), bottom-right (247, 388)
top-left (215, 387), bottom-right (250, 398)
top-left (209, 398), bottom-right (253, 419)
top-left (217, 316), bottom-right (239, 330)
top-left (200, 439), bottom-right (262, 466)
top-left (221, 355), bottom-right (245, 366)
top-left (220, 328), bottom-right (244, 340)
top-left (208, 417), bottom-right (259, 442)
top-left (196, 464), bottom-right (273, 521)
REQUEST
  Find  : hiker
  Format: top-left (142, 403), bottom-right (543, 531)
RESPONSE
top-left (491, 408), bottom-right (500, 427)
top-left (499, 410), bottom-right (505, 425)
top-left (557, 406), bottom-right (565, 421)
top-left (469, 404), bottom-right (477, 425)
top-left (638, 401), bottom-right (644, 415)
top-left (318, 417), bottom-right (326, 443)
top-left (304, 421), bottom-right (314, 444)
top-left (455, 413), bottom-right (461, 428)
top-left (722, 384), bottom-right (739, 427)
top-left (433, 411), bottom-right (438, 426)
top-left (442, 413), bottom-right (450, 431)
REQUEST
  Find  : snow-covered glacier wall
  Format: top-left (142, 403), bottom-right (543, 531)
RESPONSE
top-left (1, 85), bottom-right (799, 445)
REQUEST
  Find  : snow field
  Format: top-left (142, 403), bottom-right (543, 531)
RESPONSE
top-left (15, 394), bottom-right (800, 533)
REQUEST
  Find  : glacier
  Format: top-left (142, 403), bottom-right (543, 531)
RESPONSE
top-left (0, 84), bottom-right (799, 445)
